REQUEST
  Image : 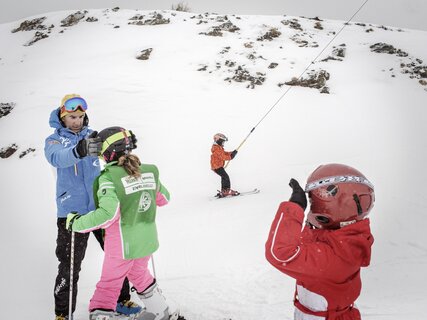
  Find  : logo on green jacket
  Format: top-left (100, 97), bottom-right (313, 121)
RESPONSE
top-left (138, 191), bottom-right (152, 212)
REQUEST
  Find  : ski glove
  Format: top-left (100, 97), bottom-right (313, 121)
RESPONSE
top-left (230, 150), bottom-right (238, 159)
top-left (66, 212), bottom-right (81, 231)
top-left (75, 131), bottom-right (102, 158)
top-left (289, 178), bottom-right (307, 211)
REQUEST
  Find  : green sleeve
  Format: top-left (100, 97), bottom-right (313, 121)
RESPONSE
top-left (158, 180), bottom-right (170, 201)
top-left (72, 172), bottom-right (120, 232)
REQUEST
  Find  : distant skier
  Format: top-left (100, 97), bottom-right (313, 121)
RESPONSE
top-left (66, 126), bottom-right (181, 320)
top-left (210, 133), bottom-right (239, 197)
top-left (265, 163), bottom-right (375, 320)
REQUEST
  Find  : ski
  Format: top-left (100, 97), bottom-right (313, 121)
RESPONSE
top-left (210, 188), bottom-right (260, 200)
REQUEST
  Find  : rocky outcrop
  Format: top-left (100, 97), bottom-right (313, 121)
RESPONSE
top-left (0, 144), bottom-right (18, 159)
top-left (61, 11), bottom-right (87, 27)
top-left (280, 70), bottom-right (330, 93)
top-left (257, 28), bottom-right (281, 41)
top-left (136, 48), bottom-right (153, 60)
top-left (0, 103), bottom-right (15, 118)
top-left (11, 17), bottom-right (49, 32)
top-left (370, 43), bottom-right (408, 57)
top-left (129, 13), bottom-right (170, 26)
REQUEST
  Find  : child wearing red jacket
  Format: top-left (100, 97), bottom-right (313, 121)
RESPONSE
top-left (210, 133), bottom-right (239, 197)
top-left (265, 163), bottom-right (375, 320)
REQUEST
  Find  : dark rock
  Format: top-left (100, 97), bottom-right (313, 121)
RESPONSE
top-left (257, 28), bottom-right (281, 41)
top-left (129, 13), bottom-right (170, 25)
top-left (280, 69), bottom-right (330, 92)
top-left (225, 66), bottom-right (266, 89)
top-left (136, 48), bottom-right (153, 60)
top-left (197, 65), bottom-right (208, 71)
top-left (370, 43), bottom-right (408, 57)
top-left (19, 148), bottom-right (36, 158)
top-left (0, 102), bottom-right (15, 118)
top-left (12, 17), bottom-right (47, 33)
top-left (268, 63), bottom-right (279, 69)
top-left (281, 19), bottom-right (303, 31)
top-left (86, 17), bottom-right (98, 22)
top-left (112, 7), bottom-right (120, 12)
top-left (314, 22), bottom-right (323, 30)
top-left (0, 144), bottom-right (18, 158)
top-left (61, 11), bottom-right (87, 27)
top-left (25, 31), bottom-right (49, 46)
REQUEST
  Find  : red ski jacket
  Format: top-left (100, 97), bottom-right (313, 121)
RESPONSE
top-left (210, 144), bottom-right (232, 170)
top-left (265, 201), bottom-right (374, 320)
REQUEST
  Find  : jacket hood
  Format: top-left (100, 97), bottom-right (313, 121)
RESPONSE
top-left (49, 108), bottom-right (89, 133)
top-left (320, 219), bottom-right (374, 267)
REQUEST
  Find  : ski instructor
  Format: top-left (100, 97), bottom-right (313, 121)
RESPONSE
top-left (44, 94), bottom-right (141, 320)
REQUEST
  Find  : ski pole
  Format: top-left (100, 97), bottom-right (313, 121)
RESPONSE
top-left (151, 254), bottom-right (157, 279)
top-left (69, 231), bottom-right (75, 320)
top-left (224, 127), bottom-right (255, 168)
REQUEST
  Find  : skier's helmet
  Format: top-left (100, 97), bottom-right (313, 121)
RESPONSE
top-left (213, 133), bottom-right (228, 146)
top-left (98, 126), bottom-right (137, 162)
top-left (305, 163), bottom-right (375, 229)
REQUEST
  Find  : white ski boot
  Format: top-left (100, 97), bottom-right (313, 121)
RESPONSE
top-left (136, 282), bottom-right (180, 320)
top-left (89, 309), bottom-right (131, 320)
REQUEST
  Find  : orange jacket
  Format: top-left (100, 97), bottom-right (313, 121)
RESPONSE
top-left (210, 144), bottom-right (232, 170)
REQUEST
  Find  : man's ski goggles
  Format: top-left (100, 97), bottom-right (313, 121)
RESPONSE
top-left (62, 97), bottom-right (88, 112)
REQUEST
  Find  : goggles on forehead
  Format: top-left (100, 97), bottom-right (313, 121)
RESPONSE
top-left (305, 175), bottom-right (374, 192)
top-left (62, 97), bottom-right (88, 112)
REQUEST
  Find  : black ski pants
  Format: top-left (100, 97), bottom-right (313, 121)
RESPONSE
top-left (54, 218), bottom-right (131, 316)
top-left (214, 167), bottom-right (231, 190)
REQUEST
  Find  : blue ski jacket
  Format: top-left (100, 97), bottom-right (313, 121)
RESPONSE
top-left (44, 108), bottom-right (101, 218)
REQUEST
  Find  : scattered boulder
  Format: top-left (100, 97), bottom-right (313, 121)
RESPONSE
top-left (197, 65), bottom-right (208, 71)
top-left (321, 44), bottom-right (346, 62)
top-left (112, 7), bottom-right (120, 12)
top-left (136, 48), bottom-right (153, 60)
top-left (19, 148), bottom-right (36, 158)
top-left (129, 13), bottom-right (170, 25)
top-left (281, 19), bottom-right (303, 31)
top-left (61, 11), bottom-right (87, 27)
top-left (314, 22), bottom-right (323, 30)
top-left (370, 43), bottom-right (408, 57)
top-left (25, 31), bottom-right (49, 46)
top-left (225, 66), bottom-right (266, 89)
top-left (257, 28), bottom-right (281, 41)
top-left (268, 62), bottom-right (278, 69)
top-left (290, 34), bottom-right (318, 48)
top-left (86, 17), bottom-right (98, 22)
top-left (11, 17), bottom-right (48, 33)
top-left (280, 69), bottom-right (330, 93)
top-left (0, 102), bottom-right (15, 118)
top-left (200, 21), bottom-right (240, 37)
top-left (0, 144), bottom-right (18, 159)
top-left (244, 42), bottom-right (254, 48)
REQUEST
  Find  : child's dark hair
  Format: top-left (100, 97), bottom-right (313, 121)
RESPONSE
top-left (117, 154), bottom-right (141, 177)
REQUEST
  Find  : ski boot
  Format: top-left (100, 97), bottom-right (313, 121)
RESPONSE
top-left (89, 309), bottom-right (130, 320)
top-left (55, 315), bottom-right (69, 320)
top-left (219, 188), bottom-right (240, 197)
top-left (116, 300), bottom-right (142, 316)
top-left (136, 281), bottom-right (180, 320)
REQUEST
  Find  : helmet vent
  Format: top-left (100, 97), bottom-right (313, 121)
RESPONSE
top-left (315, 216), bottom-right (330, 224)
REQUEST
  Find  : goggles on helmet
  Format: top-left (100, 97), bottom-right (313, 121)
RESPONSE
top-left (62, 97), bottom-right (88, 113)
top-left (101, 130), bottom-right (132, 155)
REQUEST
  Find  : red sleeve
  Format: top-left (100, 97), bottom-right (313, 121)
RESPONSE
top-left (265, 202), bottom-right (350, 281)
top-left (265, 201), bottom-right (305, 266)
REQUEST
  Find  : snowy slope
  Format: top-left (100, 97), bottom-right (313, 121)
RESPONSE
top-left (0, 8), bottom-right (426, 320)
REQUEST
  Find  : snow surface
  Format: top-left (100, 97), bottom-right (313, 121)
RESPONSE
top-left (0, 8), bottom-right (426, 320)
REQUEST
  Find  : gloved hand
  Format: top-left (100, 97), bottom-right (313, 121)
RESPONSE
top-left (230, 150), bottom-right (238, 159)
top-left (289, 178), bottom-right (307, 211)
top-left (66, 212), bottom-right (80, 231)
top-left (75, 131), bottom-right (102, 158)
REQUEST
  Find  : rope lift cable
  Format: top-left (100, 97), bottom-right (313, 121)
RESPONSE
top-left (225, 0), bottom-right (370, 168)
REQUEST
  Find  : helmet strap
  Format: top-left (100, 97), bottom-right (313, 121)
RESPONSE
top-left (353, 194), bottom-right (363, 215)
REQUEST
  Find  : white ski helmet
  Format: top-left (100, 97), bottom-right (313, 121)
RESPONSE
top-left (213, 133), bottom-right (228, 145)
